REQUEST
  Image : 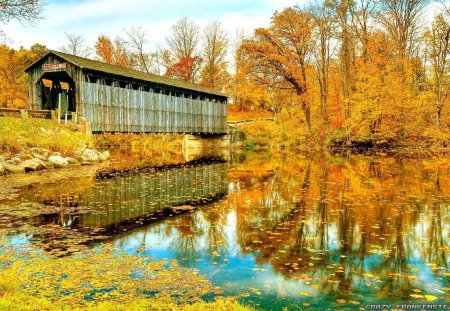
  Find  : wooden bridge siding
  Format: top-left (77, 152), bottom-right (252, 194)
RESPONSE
top-left (79, 163), bottom-right (228, 227)
top-left (81, 80), bottom-right (227, 134)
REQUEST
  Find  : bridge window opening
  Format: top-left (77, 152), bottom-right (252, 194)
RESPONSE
top-left (38, 72), bottom-right (75, 113)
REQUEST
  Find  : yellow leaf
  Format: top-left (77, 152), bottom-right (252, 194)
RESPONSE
top-left (424, 295), bottom-right (438, 301)
top-left (300, 292), bottom-right (309, 296)
top-left (336, 299), bottom-right (346, 304)
top-left (410, 294), bottom-right (424, 299)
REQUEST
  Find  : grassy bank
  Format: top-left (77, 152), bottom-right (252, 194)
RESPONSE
top-left (0, 117), bottom-right (92, 157)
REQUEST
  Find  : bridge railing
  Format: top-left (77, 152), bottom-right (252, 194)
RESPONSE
top-left (0, 108), bottom-right (52, 119)
top-left (227, 118), bottom-right (275, 126)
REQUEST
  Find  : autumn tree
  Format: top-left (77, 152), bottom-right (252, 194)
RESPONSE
top-left (240, 7), bottom-right (314, 131)
top-left (165, 17), bottom-right (201, 82)
top-left (230, 29), bottom-right (264, 111)
top-left (327, 0), bottom-right (356, 142)
top-left (165, 56), bottom-right (202, 82)
top-left (95, 35), bottom-right (133, 68)
top-left (425, 13), bottom-right (450, 129)
top-left (167, 17), bottom-right (199, 60)
top-left (125, 26), bottom-right (151, 73)
top-left (0, 43), bottom-right (47, 108)
top-left (349, 0), bottom-right (378, 62)
top-left (154, 48), bottom-right (174, 75)
top-left (200, 21), bottom-right (229, 88)
top-left (60, 32), bottom-right (91, 57)
top-left (309, 1), bottom-right (337, 132)
top-left (377, 0), bottom-right (429, 136)
top-left (378, 0), bottom-right (428, 59)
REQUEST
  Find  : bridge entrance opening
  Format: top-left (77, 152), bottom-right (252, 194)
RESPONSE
top-left (37, 71), bottom-right (76, 112)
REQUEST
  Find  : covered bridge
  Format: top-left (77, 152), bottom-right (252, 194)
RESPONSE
top-left (25, 51), bottom-right (228, 134)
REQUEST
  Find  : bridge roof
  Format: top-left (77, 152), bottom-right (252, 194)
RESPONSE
top-left (25, 50), bottom-right (227, 98)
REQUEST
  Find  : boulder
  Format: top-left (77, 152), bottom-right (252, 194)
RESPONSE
top-left (21, 154), bottom-right (33, 160)
top-left (95, 150), bottom-right (106, 162)
top-left (0, 155), bottom-right (4, 162)
top-left (101, 150), bottom-right (111, 160)
top-left (6, 160), bottom-right (15, 165)
top-left (0, 163), bottom-right (5, 175)
top-left (81, 149), bottom-right (99, 162)
top-left (65, 157), bottom-right (81, 166)
top-left (48, 155), bottom-right (69, 168)
top-left (31, 147), bottom-right (42, 155)
top-left (32, 153), bottom-right (47, 161)
top-left (76, 156), bottom-right (92, 166)
top-left (20, 158), bottom-right (47, 172)
top-left (3, 162), bottom-right (25, 173)
top-left (12, 157), bottom-right (22, 165)
top-left (44, 161), bottom-right (55, 169)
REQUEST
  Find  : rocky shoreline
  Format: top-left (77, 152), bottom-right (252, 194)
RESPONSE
top-left (0, 146), bottom-right (110, 175)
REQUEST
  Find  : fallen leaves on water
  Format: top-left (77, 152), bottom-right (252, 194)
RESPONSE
top-left (0, 245), bottom-right (223, 308)
top-left (299, 292), bottom-right (309, 296)
top-left (424, 295), bottom-right (438, 301)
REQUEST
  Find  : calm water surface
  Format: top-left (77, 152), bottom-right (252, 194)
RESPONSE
top-left (2, 152), bottom-right (450, 310)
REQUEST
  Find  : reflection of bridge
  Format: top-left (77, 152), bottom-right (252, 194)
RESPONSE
top-left (31, 162), bottom-right (228, 229)
top-left (25, 51), bottom-right (228, 134)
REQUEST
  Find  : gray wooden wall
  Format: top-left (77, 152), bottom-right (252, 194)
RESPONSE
top-left (81, 79), bottom-right (227, 134)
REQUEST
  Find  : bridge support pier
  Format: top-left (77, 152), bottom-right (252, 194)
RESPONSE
top-left (182, 134), bottom-right (230, 161)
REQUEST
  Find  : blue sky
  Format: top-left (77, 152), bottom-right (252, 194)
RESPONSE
top-left (3, 0), bottom-right (302, 50)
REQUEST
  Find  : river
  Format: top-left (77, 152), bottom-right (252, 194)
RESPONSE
top-left (1, 152), bottom-right (449, 310)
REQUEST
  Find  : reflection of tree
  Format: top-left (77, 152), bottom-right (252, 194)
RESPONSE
top-left (426, 170), bottom-right (448, 268)
top-left (170, 213), bottom-right (205, 264)
top-left (378, 211), bottom-right (411, 298)
top-left (201, 205), bottom-right (230, 257)
top-left (231, 153), bottom-right (450, 304)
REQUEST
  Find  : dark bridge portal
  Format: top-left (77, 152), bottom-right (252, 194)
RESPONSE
top-left (25, 51), bottom-right (228, 134)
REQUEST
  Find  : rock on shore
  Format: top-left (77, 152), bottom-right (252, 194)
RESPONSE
top-left (0, 146), bottom-right (110, 175)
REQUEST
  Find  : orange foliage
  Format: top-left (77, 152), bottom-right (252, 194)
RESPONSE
top-left (165, 56), bottom-right (202, 83)
top-left (95, 35), bottom-right (133, 68)
top-left (0, 44), bottom-right (47, 108)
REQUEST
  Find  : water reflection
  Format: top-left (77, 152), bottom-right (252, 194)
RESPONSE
top-left (113, 154), bottom-right (450, 309)
top-left (19, 162), bottom-right (228, 231)
top-left (6, 153), bottom-right (450, 309)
